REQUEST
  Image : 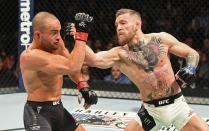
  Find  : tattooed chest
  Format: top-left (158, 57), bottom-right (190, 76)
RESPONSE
top-left (127, 37), bottom-right (165, 72)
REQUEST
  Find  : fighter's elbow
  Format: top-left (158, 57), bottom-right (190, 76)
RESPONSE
top-left (191, 50), bottom-right (199, 59)
top-left (195, 51), bottom-right (200, 62)
top-left (195, 51), bottom-right (200, 58)
top-left (186, 50), bottom-right (200, 67)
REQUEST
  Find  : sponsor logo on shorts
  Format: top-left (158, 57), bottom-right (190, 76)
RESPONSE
top-left (29, 124), bottom-right (40, 130)
top-left (158, 99), bottom-right (170, 105)
top-left (53, 101), bottom-right (60, 105)
top-left (37, 106), bottom-right (42, 114)
top-left (144, 118), bottom-right (151, 125)
top-left (188, 109), bottom-right (194, 117)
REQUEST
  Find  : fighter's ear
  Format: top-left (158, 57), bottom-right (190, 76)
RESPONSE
top-left (34, 31), bottom-right (41, 39)
top-left (133, 20), bottom-right (139, 31)
top-left (135, 20), bottom-right (141, 28)
top-left (135, 20), bottom-right (142, 31)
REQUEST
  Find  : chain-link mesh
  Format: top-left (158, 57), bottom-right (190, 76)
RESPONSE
top-left (1, 1), bottom-right (209, 104)
top-left (0, 0), bottom-right (18, 88)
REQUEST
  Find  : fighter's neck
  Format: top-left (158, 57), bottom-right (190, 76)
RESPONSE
top-left (127, 32), bottom-right (146, 51)
top-left (30, 42), bottom-right (55, 53)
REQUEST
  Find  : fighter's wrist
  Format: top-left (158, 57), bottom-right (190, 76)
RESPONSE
top-left (77, 81), bottom-right (89, 90)
top-left (75, 32), bottom-right (88, 42)
top-left (186, 64), bottom-right (196, 74)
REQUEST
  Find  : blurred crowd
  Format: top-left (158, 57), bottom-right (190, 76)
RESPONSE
top-left (0, 50), bottom-right (17, 86)
top-left (0, 0), bottom-right (209, 89)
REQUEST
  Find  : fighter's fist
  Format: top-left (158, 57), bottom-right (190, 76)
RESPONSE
top-left (65, 23), bottom-right (76, 36)
top-left (74, 13), bottom-right (93, 42)
top-left (77, 81), bottom-right (98, 109)
top-left (175, 64), bottom-right (196, 88)
top-left (75, 13), bottom-right (93, 33)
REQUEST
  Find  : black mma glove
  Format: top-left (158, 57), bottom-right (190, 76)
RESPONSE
top-left (176, 64), bottom-right (196, 88)
top-left (77, 81), bottom-right (98, 109)
top-left (74, 13), bottom-right (93, 42)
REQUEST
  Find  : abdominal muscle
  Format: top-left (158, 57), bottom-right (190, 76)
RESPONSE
top-left (24, 71), bottom-right (63, 102)
top-left (117, 58), bottom-right (181, 102)
top-left (140, 68), bottom-right (180, 101)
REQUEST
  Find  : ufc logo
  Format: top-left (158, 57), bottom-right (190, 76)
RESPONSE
top-left (53, 101), bottom-right (60, 105)
top-left (158, 99), bottom-right (169, 105)
top-left (79, 22), bottom-right (86, 27)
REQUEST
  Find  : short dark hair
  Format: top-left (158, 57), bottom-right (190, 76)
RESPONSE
top-left (32, 12), bottom-right (58, 33)
top-left (115, 8), bottom-right (141, 20)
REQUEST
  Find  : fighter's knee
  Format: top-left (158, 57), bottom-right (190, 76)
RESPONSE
top-left (190, 125), bottom-right (209, 131)
top-left (196, 125), bottom-right (209, 131)
top-left (181, 121), bottom-right (209, 131)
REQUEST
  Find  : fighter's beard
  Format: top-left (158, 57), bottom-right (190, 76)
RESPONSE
top-left (118, 33), bottom-right (135, 46)
top-left (118, 38), bottom-right (131, 46)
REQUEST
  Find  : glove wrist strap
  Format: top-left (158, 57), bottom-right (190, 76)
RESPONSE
top-left (75, 32), bottom-right (88, 42)
top-left (77, 81), bottom-right (89, 90)
top-left (186, 64), bottom-right (196, 74)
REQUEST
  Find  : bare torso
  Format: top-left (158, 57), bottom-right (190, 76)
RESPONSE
top-left (115, 34), bottom-right (181, 101)
top-left (21, 46), bottom-right (64, 101)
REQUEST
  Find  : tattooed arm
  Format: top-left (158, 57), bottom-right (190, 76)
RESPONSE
top-left (160, 32), bottom-right (199, 67)
top-left (85, 45), bottom-right (121, 69)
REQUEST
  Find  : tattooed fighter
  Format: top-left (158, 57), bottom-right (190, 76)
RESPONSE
top-left (71, 8), bottom-right (208, 131)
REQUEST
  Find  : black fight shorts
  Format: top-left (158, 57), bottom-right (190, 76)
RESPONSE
top-left (23, 100), bottom-right (79, 131)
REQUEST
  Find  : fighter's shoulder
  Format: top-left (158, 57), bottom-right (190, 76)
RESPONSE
top-left (148, 32), bottom-right (172, 39)
top-left (149, 32), bottom-right (178, 46)
top-left (108, 46), bottom-right (124, 53)
top-left (21, 48), bottom-right (46, 57)
top-left (21, 48), bottom-right (52, 64)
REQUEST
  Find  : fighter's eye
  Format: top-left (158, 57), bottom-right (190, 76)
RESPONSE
top-left (51, 30), bottom-right (58, 35)
top-left (121, 22), bottom-right (125, 24)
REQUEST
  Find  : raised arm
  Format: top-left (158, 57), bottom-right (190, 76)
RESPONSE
top-left (85, 45), bottom-right (121, 69)
top-left (66, 13), bottom-right (98, 109)
top-left (161, 32), bottom-right (199, 67)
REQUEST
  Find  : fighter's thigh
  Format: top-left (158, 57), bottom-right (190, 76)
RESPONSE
top-left (24, 113), bottom-right (51, 131)
top-left (124, 120), bottom-right (144, 131)
top-left (181, 115), bottom-right (209, 131)
top-left (24, 105), bottom-right (51, 131)
top-left (62, 108), bottom-right (84, 131)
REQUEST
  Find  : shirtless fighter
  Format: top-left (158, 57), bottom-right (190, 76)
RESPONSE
top-left (20, 12), bottom-right (97, 131)
top-left (71, 9), bottom-right (209, 131)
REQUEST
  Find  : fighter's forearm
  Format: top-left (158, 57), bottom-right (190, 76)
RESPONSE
top-left (186, 51), bottom-right (199, 67)
top-left (68, 72), bottom-right (84, 84)
top-left (85, 45), bottom-right (98, 66)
